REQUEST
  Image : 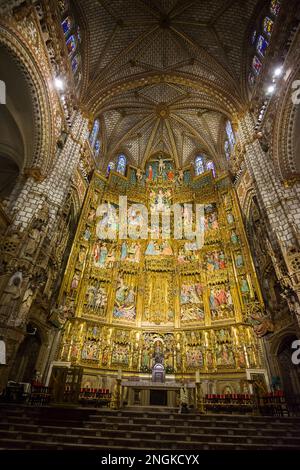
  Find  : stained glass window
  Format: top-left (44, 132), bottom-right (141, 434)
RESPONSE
top-left (60, 2), bottom-right (82, 87)
top-left (66, 35), bottom-right (76, 55)
top-left (89, 120), bottom-right (100, 149)
top-left (117, 154), bottom-right (127, 175)
top-left (270, 0), bottom-right (280, 16)
top-left (194, 156), bottom-right (216, 177)
top-left (257, 35), bottom-right (269, 57)
top-left (195, 156), bottom-right (205, 176)
top-left (71, 55), bottom-right (79, 73)
top-left (107, 161), bottom-right (115, 177)
top-left (248, 72), bottom-right (256, 87)
top-left (251, 30), bottom-right (257, 45)
top-left (226, 120), bottom-right (236, 149)
top-left (77, 25), bottom-right (82, 43)
top-left (225, 140), bottom-right (231, 160)
top-left (206, 161), bottom-right (216, 177)
top-left (62, 16), bottom-right (72, 36)
top-left (95, 140), bottom-right (101, 157)
top-left (263, 17), bottom-right (274, 36)
top-left (252, 55), bottom-right (262, 75)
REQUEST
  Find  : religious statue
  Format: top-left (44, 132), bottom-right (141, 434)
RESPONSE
top-left (246, 303), bottom-right (275, 338)
top-left (122, 242), bottom-right (140, 263)
top-left (153, 342), bottom-right (164, 365)
top-left (0, 271), bottom-right (23, 316)
top-left (71, 271), bottom-right (80, 290)
top-left (10, 286), bottom-right (34, 328)
top-left (148, 164), bottom-right (153, 181)
top-left (204, 205), bottom-right (219, 230)
top-left (106, 247), bottom-right (115, 267)
top-left (240, 278), bottom-right (251, 301)
top-left (99, 243), bottom-right (109, 267)
top-left (177, 169), bottom-right (184, 185)
top-left (22, 221), bottom-right (43, 260)
top-left (150, 188), bottom-right (171, 213)
top-left (227, 212), bottom-right (234, 225)
top-left (77, 247), bottom-right (86, 265)
top-left (206, 250), bottom-right (226, 271)
top-left (167, 168), bottom-right (174, 181)
top-left (49, 302), bottom-right (74, 328)
top-left (82, 340), bottom-right (99, 361)
top-left (121, 242), bottom-right (127, 260)
top-left (235, 253), bottom-right (244, 268)
top-left (161, 241), bottom-right (173, 256)
top-left (94, 286), bottom-right (108, 313)
top-left (158, 158), bottom-right (165, 177)
top-left (231, 230), bottom-right (239, 244)
top-left (83, 226), bottom-right (91, 241)
top-left (136, 168), bottom-right (143, 182)
top-left (113, 278), bottom-right (136, 321)
top-left (252, 315), bottom-right (275, 338)
top-left (87, 208), bottom-right (96, 222)
top-left (209, 285), bottom-right (233, 320)
top-left (142, 348), bottom-right (150, 369)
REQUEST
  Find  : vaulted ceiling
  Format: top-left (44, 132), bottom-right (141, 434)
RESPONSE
top-left (74, 0), bottom-right (261, 169)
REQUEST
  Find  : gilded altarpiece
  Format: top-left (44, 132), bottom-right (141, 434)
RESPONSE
top-left (57, 163), bottom-right (265, 385)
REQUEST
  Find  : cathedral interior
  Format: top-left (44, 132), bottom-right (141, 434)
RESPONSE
top-left (0, 0), bottom-right (300, 452)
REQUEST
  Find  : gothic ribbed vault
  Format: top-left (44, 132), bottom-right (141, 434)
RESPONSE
top-left (73, 0), bottom-right (261, 169)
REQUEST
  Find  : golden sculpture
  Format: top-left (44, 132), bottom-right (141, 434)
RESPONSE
top-left (57, 157), bottom-right (265, 388)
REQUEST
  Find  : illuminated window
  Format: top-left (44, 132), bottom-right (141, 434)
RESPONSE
top-left (117, 154), bottom-right (127, 175)
top-left (206, 161), bottom-right (216, 177)
top-left (107, 161), bottom-right (115, 177)
top-left (225, 140), bottom-right (231, 160)
top-left (61, 5), bottom-right (82, 83)
top-left (257, 35), bottom-right (269, 57)
top-left (95, 140), bottom-right (101, 157)
top-left (263, 17), bottom-right (274, 36)
top-left (270, 0), bottom-right (280, 16)
top-left (62, 16), bottom-right (73, 36)
top-left (252, 55), bottom-right (263, 75)
top-left (226, 120), bottom-right (236, 149)
top-left (71, 55), bottom-right (80, 73)
top-left (248, 72), bottom-right (256, 87)
top-left (66, 34), bottom-right (76, 56)
top-left (89, 119), bottom-right (100, 149)
top-left (195, 155), bottom-right (205, 176)
top-left (77, 25), bottom-right (82, 43)
top-left (248, 0), bottom-right (279, 91)
top-left (195, 155), bottom-right (216, 177)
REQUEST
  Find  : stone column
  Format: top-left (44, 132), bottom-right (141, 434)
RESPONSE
top-left (239, 112), bottom-right (300, 245)
top-left (10, 111), bottom-right (89, 233)
top-left (0, 112), bottom-right (89, 386)
top-left (238, 111), bottom-right (300, 318)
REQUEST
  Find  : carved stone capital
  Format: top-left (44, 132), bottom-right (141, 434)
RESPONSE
top-left (23, 167), bottom-right (46, 182)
